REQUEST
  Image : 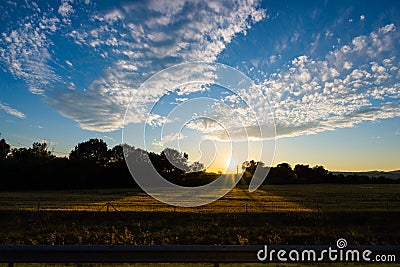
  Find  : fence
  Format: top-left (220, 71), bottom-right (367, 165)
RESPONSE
top-left (1, 184), bottom-right (399, 213)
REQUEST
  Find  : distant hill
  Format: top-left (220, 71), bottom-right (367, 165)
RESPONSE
top-left (332, 170), bottom-right (400, 180)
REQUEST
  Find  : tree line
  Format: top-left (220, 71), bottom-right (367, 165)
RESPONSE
top-left (0, 138), bottom-right (398, 190)
top-left (241, 160), bottom-right (399, 185)
top-left (0, 138), bottom-right (214, 190)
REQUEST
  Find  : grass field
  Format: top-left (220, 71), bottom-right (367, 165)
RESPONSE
top-left (0, 184), bottom-right (399, 213)
top-left (0, 184), bottom-right (399, 246)
top-left (0, 184), bottom-right (399, 266)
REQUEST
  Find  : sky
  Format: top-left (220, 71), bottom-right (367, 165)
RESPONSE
top-left (0, 0), bottom-right (399, 173)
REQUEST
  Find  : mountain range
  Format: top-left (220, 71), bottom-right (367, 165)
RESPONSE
top-left (333, 170), bottom-right (400, 180)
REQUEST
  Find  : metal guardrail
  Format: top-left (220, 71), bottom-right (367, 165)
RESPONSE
top-left (0, 245), bottom-right (261, 264)
top-left (0, 245), bottom-right (399, 265)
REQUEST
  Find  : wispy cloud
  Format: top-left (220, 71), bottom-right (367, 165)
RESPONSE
top-left (0, 0), bottom-right (266, 132)
top-left (0, 0), bottom-right (265, 131)
top-left (152, 132), bottom-right (186, 148)
top-left (0, 1), bottom-right (66, 94)
top-left (53, 1), bottom-right (266, 131)
top-left (0, 102), bottom-right (26, 119)
top-left (1, 1), bottom-right (399, 142)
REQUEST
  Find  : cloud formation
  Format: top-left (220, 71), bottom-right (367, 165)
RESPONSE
top-left (258, 23), bottom-right (400, 138)
top-left (0, 1), bottom-right (399, 142)
top-left (0, 102), bottom-right (26, 119)
top-left (0, 2), bottom-right (63, 94)
top-left (0, 0), bottom-right (265, 132)
top-left (186, 23), bottom-right (400, 140)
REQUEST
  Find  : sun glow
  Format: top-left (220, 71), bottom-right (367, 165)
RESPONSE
top-left (225, 157), bottom-right (239, 174)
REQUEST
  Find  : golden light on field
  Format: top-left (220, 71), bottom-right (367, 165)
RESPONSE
top-left (0, 185), bottom-right (398, 213)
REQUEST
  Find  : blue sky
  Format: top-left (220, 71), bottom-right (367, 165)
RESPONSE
top-left (0, 0), bottom-right (399, 172)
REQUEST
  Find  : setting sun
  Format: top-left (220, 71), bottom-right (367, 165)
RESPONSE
top-left (225, 157), bottom-right (239, 174)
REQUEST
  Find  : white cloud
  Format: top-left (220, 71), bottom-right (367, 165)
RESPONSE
top-left (291, 32), bottom-right (300, 43)
top-left (343, 61), bottom-right (352, 70)
top-left (2, 0), bottom-right (266, 132)
top-left (0, 4), bottom-right (62, 94)
top-left (0, 102), bottom-right (26, 119)
top-left (379, 23), bottom-right (396, 34)
top-left (58, 1), bottom-right (74, 18)
top-left (152, 132), bottom-right (186, 148)
top-left (269, 55), bottom-right (277, 64)
top-left (2, 2), bottom-right (399, 142)
top-left (45, 90), bottom-right (129, 132)
top-left (48, 0), bottom-right (267, 132)
top-left (102, 135), bottom-right (116, 142)
top-left (352, 36), bottom-right (367, 51)
top-left (177, 24), bottom-right (399, 141)
top-left (103, 9), bottom-right (124, 23)
top-left (254, 24), bottom-right (400, 138)
top-left (371, 62), bottom-right (386, 73)
top-left (186, 117), bottom-right (226, 134)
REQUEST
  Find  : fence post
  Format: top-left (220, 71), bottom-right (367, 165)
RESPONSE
top-left (98, 202), bottom-right (118, 212)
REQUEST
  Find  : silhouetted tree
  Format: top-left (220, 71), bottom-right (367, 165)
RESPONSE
top-left (10, 147), bottom-right (33, 161)
top-left (294, 164), bottom-right (313, 183)
top-left (0, 139), bottom-right (10, 160)
top-left (241, 160), bottom-right (266, 184)
top-left (242, 160), bottom-right (257, 174)
top-left (123, 145), bottom-right (148, 164)
top-left (31, 142), bottom-right (54, 159)
top-left (108, 144), bottom-right (124, 163)
top-left (312, 165), bottom-right (329, 182)
top-left (274, 163), bottom-right (296, 183)
top-left (147, 148), bottom-right (193, 185)
top-left (1, 135), bottom-right (399, 190)
top-left (160, 148), bottom-right (189, 176)
top-left (69, 138), bottom-right (108, 165)
top-left (312, 165), bottom-right (328, 176)
top-left (189, 161), bottom-right (205, 173)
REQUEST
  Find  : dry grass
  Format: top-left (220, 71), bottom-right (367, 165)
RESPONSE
top-left (0, 184), bottom-right (399, 246)
top-left (0, 184), bottom-right (398, 213)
